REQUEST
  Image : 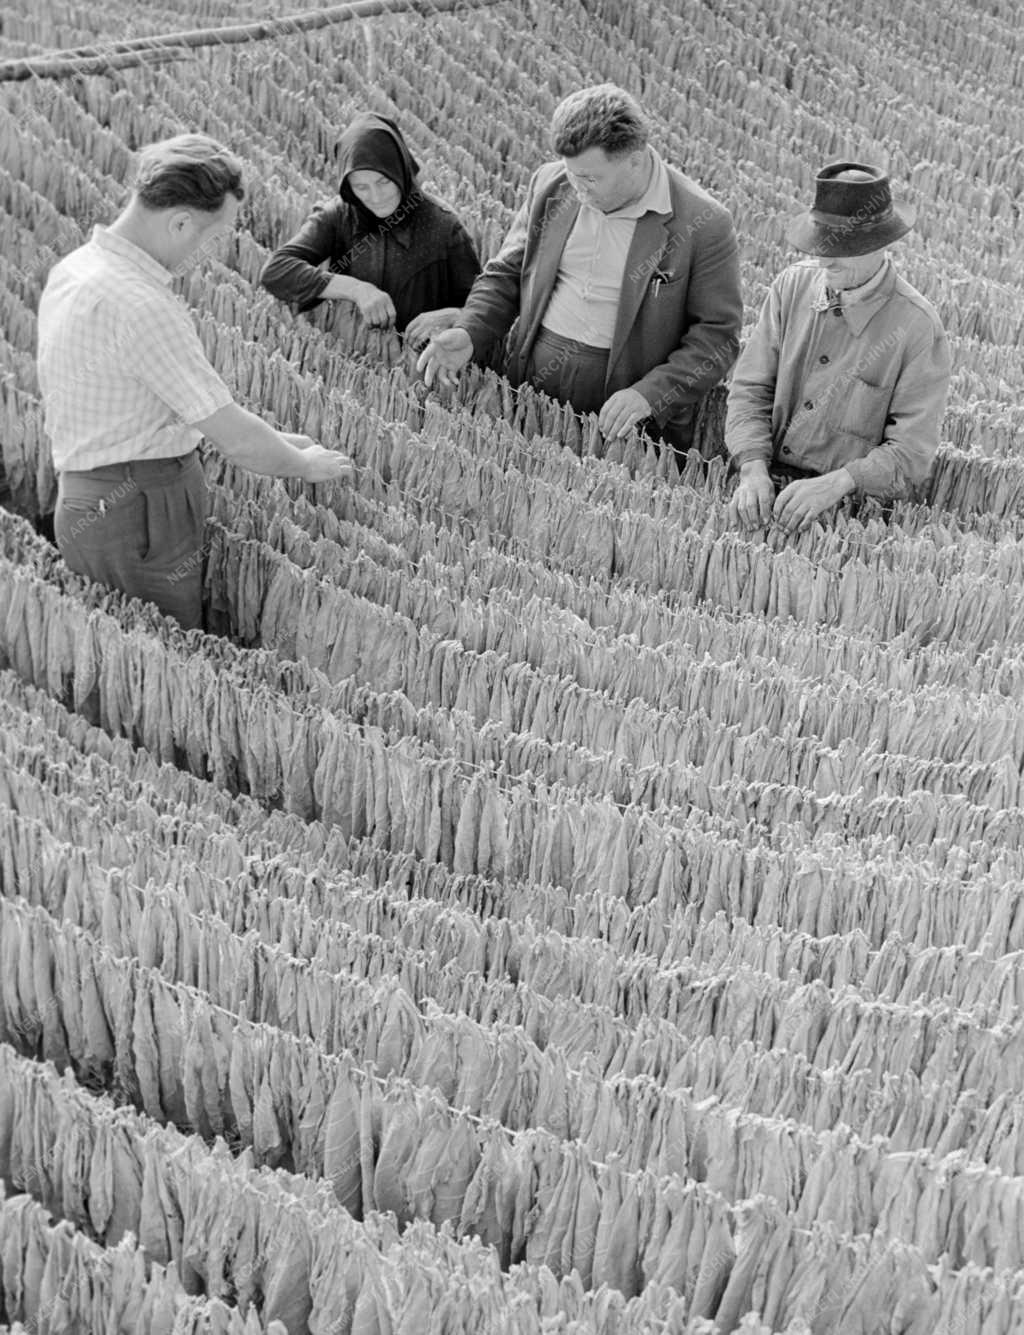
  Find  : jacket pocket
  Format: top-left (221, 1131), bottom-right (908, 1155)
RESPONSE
top-left (828, 376), bottom-right (893, 441)
top-left (646, 269), bottom-right (687, 299)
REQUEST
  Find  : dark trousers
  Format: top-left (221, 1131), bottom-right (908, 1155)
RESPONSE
top-left (525, 327), bottom-right (610, 416)
top-left (524, 328), bottom-right (696, 467)
top-left (770, 461), bottom-right (820, 487)
top-left (54, 451), bottom-right (208, 630)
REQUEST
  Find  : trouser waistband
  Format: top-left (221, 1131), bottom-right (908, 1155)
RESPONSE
top-left (535, 326), bottom-right (611, 362)
top-left (60, 450), bottom-right (199, 484)
top-left (770, 460), bottom-right (820, 484)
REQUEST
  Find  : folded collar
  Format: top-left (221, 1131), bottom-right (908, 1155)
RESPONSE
top-left (603, 148), bottom-right (672, 220)
top-left (810, 257), bottom-right (897, 335)
top-left (92, 225), bottom-right (174, 286)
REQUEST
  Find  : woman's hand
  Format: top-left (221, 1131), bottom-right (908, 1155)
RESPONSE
top-left (404, 307), bottom-right (461, 349)
top-left (349, 280), bottom-right (396, 328)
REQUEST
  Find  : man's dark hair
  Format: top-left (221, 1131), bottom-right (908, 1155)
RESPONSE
top-left (134, 134), bottom-right (245, 212)
top-left (550, 84), bottom-right (649, 158)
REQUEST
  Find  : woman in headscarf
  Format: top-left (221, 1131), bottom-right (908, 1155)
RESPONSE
top-left (260, 112), bottom-right (480, 346)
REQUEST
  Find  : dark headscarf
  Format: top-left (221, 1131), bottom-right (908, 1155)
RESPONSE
top-left (337, 113), bottom-right (420, 234)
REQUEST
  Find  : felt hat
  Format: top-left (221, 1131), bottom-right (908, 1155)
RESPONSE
top-left (787, 162), bottom-right (915, 256)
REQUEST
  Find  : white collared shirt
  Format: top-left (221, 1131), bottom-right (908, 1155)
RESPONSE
top-left (540, 149), bottom-right (672, 348)
top-left (37, 225), bottom-right (233, 472)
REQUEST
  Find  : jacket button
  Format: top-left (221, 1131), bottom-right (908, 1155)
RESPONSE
top-left (833, 308), bottom-right (842, 316)
top-left (803, 400), bottom-right (814, 410)
top-left (819, 355), bottom-right (829, 364)
top-left (781, 446), bottom-right (792, 455)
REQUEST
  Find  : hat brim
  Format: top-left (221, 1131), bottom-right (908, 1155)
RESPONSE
top-left (786, 202), bottom-right (916, 256)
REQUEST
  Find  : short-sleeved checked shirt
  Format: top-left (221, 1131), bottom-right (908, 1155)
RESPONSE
top-left (36, 226), bottom-right (234, 473)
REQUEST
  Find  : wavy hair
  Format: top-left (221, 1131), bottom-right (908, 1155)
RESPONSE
top-left (550, 84), bottom-right (649, 158)
top-left (133, 133), bottom-right (245, 212)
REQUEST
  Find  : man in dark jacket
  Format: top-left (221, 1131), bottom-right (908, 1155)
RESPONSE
top-left (417, 84), bottom-right (742, 455)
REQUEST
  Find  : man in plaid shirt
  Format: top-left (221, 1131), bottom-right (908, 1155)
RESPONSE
top-left (37, 133), bottom-right (352, 629)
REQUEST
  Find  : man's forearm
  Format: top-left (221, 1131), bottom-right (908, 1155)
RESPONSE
top-left (841, 446), bottom-right (912, 499)
top-left (197, 403), bottom-right (317, 478)
top-left (635, 336), bottom-right (740, 427)
top-left (724, 408), bottom-right (775, 469)
top-left (454, 232), bottom-right (530, 355)
top-left (729, 440), bottom-right (774, 469)
top-left (456, 273), bottom-right (521, 357)
top-left (738, 458), bottom-right (771, 477)
top-left (724, 381), bottom-right (778, 470)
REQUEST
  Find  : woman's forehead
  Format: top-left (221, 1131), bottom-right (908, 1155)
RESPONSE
top-left (348, 169), bottom-right (396, 185)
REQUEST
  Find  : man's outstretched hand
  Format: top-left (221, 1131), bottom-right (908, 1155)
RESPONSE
top-left (298, 443), bottom-right (356, 483)
top-left (405, 307), bottom-right (462, 350)
top-left (416, 327), bottom-right (474, 388)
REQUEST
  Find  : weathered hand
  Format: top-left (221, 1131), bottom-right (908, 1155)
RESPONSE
top-left (598, 387), bottom-right (652, 438)
top-left (729, 462), bottom-right (776, 529)
top-left (416, 327), bottom-right (474, 387)
top-left (351, 281), bottom-right (396, 328)
top-left (772, 469), bottom-right (855, 533)
top-left (404, 307), bottom-right (461, 350)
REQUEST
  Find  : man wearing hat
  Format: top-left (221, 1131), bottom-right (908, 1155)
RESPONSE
top-left (726, 163), bottom-right (950, 532)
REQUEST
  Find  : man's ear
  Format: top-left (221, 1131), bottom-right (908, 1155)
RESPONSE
top-left (166, 208), bottom-right (195, 239)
